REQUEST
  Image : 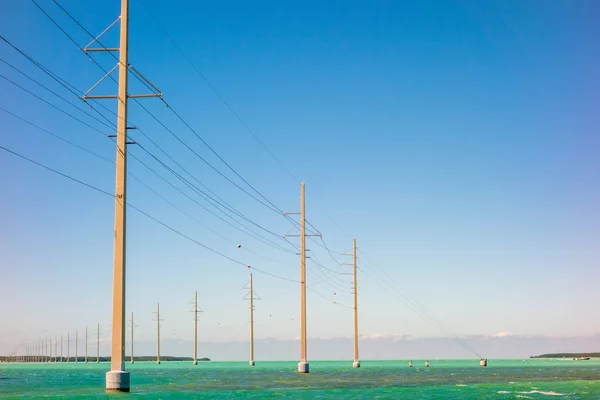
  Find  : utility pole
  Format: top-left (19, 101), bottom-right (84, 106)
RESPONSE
top-left (190, 292), bottom-right (203, 365)
top-left (153, 303), bottom-right (163, 364)
top-left (81, 0), bottom-right (161, 390)
top-left (85, 326), bottom-right (88, 363)
top-left (299, 183), bottom-right (308, 373)
top-left (75, 330), bottom-right (79, 363)
top-left (55, 337), bottom-right (57, 363)
top-left (249, 274), bottom-right (255, 367)
top-left (243, 273), bottom-right (260, 366)
top-left (129, 312), bottom-right (136, 364)
top-left (284, 183), bottom-right (321, 373)
top-left (96, 323), bottom-right (100, 363)
top-left (352, 239), bottom-right (360, 368)
top-left (67, 332), bottom-right (70, 363)
top-left (60, 334), bottom-right (63, 363)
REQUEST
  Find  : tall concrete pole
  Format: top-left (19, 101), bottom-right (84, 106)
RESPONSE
top-left (249, 273), bottom-right (255, 367)
top-left (75, 330), bottom-right (78, 363)
top-left (352, 238), bottom-right (360, 368)
top-left (156, 303), bottom-right (161, 365)
top-left (67, 332), bottom-right (70, 363)
top-left (97, 323), bottom-right (100, 363)
top-left (60, 335), bottom-right (63, 363)
top-left (85, 326), bottom-right (88, 363)
top-left (298, 182), bottom-right (309, 373)
top-left (193, 292), bottom-right (198, 365)
top-left (130, 312), bottom-right (134, 364)
top-left (106, 0), bottom-right (130, 393)
top-left (55, 337), bottom-right (57, 363)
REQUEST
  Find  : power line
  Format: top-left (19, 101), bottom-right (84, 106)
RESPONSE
top-left (0, 35), bottom-right (118, 130)
top-left (0, 56), bottom-right (115, 131)
top-left (0, 73), bottom-right (110, 137)
top-left (133, 100), bottom-right (281, 214)
top-left (43, 0), bottom-right (292, 221)
top-left (130, 145), bottom-right (294, 254)
top-left (31, 1), bottom-right (298, 254)
top-left (4, 102), bottom-right (297, 271)
top-left (0, 144), bottom-right (298, 284)
top-left (0, 145), bottom-right (113, 197)
top-left (137, 0), bottom-right (300, 184)
top-left (0, 106), bottom-right (113, 164)
top-left (355, 255), bottom-right (481, 358)
top-left (2, 31), bottom-right (296, 257)
top-left (3, 31), bottom-right (293, 254)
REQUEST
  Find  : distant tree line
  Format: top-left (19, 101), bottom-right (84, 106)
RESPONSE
top-left (530, 353), bottom-right (600, 358)
top-left (0, 356), bottom-right (210, 362)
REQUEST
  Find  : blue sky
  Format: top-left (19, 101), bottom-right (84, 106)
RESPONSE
top-left (1, 0), bottom-right (599, 360)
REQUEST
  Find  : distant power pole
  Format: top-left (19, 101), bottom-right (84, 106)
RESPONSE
top-left (129, 312), bottom-right (137, 364)
top-left (67, 332), bottom-right (70, 363)
top-left (85, 326), bottom-right (88, 363)
top-left (75, 330), bottom-right (79, 363)
top-left (190, 292), bottom-right (203, 365)
top-left (60, 334), bottom-right (63, 363)
top-left (352, 239), bottom-right (360, 368)
top-left (96, 323), bottom-right (100, 363)
top-left (244, 273), bottom-right (260, 366)
top-left (153, 303), bottom-right (163, 364)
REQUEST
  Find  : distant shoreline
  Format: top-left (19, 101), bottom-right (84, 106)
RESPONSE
top-left (0, 356), bottom-right (210, 362)
top-left (530, 353), bottom-right (600, 359)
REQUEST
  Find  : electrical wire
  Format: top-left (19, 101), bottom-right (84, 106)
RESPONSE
top-left (0, 144), bottom-right (298, 284)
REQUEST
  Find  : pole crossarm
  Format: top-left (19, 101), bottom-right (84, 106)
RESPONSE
top-left (84, 17), bottom-right (121, 52)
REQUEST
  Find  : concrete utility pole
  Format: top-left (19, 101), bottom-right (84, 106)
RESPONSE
top-left (67, 332), bottom-right (70, 363)
top-left (249, 274), bottom-right (255, 367)
top-left (97, 323), bottom-right (100, 363)
top-left (129, 312), bottom-right (136, 364)
top-left (190, 292), bottom-right (203, 365)
top-left (153, 303), bottom-right (163, 364)
top-left (75, 330), bottom-right (78, 363)
top-left (352, 239), bottom-right (360, 368)
top-left (243, 273), bottom-right (260, 366)
top-left (299, 183), bottom-right (308, 373)
top-left (81, 0), bottom-right (161, 390)
top-left (107, 0), bottom-right (130, 389)
top-left (55, 337), bottom-right (58, 363)
top-left (85, 326), bottom-right (88, 363)
top-left (284, 183), bottom-right (321, 373)
top-left (60, 334), bottom-right (63, 363)
top-left (193, 293), bottom-right (198, 365)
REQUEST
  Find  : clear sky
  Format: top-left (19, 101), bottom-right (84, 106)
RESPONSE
top-left (0, 0), bottom-right (599, 360)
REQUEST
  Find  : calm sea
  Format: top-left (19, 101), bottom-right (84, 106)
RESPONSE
top-left (1, 359), bottom-right (599, 399)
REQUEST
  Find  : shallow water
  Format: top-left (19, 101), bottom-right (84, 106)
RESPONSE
top-left (1, 359), bottom-right (599, 398)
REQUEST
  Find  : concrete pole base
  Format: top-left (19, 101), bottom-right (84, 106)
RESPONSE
top-left (249, 360), bottom-right (255, 366)
top-left (193, 361), bottom-right (197, 365)
top-left (352, 361), bottom-right (361, 368)
top-left (156, 361), bottom-right (160, 365)
top-left (480, 359), bottom-right (487, 367)
top-left (106, 371), bottom-right (130, 392)
top-left (298, 362), bottom-right (309, 373)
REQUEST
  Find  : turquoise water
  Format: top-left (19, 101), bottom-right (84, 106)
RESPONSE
top-left (1, 359), bottom-right (599, 398)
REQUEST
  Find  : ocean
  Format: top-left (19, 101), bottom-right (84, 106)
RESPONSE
top-left (1, 359), bottom-right (599, 399)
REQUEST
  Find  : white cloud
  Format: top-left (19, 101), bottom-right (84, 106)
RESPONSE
top-left (491, 331), bottom-right (515, 338)
top-left (361, 332), bottom-right (407, 342)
